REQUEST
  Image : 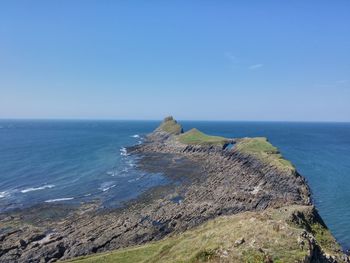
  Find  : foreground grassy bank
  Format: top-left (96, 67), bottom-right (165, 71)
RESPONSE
top-left (65, 206), bottom-right (343, 263)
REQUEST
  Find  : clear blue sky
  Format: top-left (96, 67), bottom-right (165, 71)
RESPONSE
top-left (0, 1), bottom-right (349, 121)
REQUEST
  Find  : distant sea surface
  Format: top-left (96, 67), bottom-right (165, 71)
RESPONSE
top-left (0, 120), bottom-right (349, 249)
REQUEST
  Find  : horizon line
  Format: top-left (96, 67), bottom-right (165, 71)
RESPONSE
top-left (0, 117), bottom-right (349, 124)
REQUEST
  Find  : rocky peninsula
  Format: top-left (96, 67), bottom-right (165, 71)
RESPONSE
top-left (0, 117), bottom-right (348, 262)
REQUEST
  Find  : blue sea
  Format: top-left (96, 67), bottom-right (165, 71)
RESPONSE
top-left (0, 120), bottom-right (349, 250)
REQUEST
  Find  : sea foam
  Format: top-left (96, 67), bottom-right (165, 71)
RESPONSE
top-left (106, 171), bottom-right (115, 176)
top-left (21, 184), bottom-right (55, 193)
top-left (120, 147), bottom-right (129, 156)
top-left (100, 184), bottom-right (116, 192)
top-left (44, 197), bottom-right (74, 203)
top-left (0, 191), bottom-right (9, 198)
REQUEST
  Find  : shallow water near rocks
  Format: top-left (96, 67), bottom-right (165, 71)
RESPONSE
top-left (0, 120), bottom-right (349, 249)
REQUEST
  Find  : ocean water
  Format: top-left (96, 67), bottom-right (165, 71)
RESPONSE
top-left (0, 120), bottom-right (349, 249)
top-left (0, 120), bottom-right (166, 211)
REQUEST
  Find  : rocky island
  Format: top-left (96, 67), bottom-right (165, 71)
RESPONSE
top-left (0, 117), bottom-right (348, 262)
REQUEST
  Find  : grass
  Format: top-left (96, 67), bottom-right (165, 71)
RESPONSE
top-left (235, 137), bottom-right (294, 171)
top-left (178, 128), bottom-right (229, 146)
top-left (63, 206), bottom-right (331, 263)
top-left (64, 243), bottom-right (162, 263)
top-left (158, 116), bottom-right (183, 135)
top-left (286, 208), bottom-right (344, 260)
top-left (311, 222), bottom-right (343, 256)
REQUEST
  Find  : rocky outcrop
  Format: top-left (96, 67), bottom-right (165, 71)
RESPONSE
top-left (0, 117), bottom-right (347, 262)
top-left (129, 117), bottom-right (311, 209)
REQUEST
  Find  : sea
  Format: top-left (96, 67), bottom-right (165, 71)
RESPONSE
top-left (0, 120), bottom-right (349, 250)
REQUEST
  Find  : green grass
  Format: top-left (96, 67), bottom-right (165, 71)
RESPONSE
top-left (178, 128), bottom-right (229, 146)
top-left (235, 137), bottom-right (278, 154)
top-left (286, 208), bottom-right (344, 260)
top-left (64, 243), bottom-right (162, 263)
top-left (235, 137), bottom-right (294, 171)
top-left (311, 222), bottom-right (343, 255)
top-left (158, 117), bottom-right (183, 135)
top-left (63, 206), bottom-right (327, 263)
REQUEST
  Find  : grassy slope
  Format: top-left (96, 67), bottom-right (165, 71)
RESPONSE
top-left (311, 222), bottom-right (343, 255)
top-left (64, 206), bottom-right (343, 263)
top-left (158, 117), bottom-right (183, 135)
top-left (158, 117), bottom-right (229, 146)
top-left (235, 137), bottom-right (294, 171)
top-left (178, 128), bottom-right (229, 146)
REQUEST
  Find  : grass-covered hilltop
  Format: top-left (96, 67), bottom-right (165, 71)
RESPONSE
top-left (156, 116), bottom-right (231, 146)
top-left (1, 117), bottom-right (348, 263)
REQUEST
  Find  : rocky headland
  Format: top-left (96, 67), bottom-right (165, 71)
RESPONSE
top-left (0, 117), bottom-right (348, 262)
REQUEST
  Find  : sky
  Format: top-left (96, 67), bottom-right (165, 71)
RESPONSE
top-left (0, 1), bottom-right (349, 121)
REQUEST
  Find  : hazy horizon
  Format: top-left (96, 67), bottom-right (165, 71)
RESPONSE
top-left (1, 117), bottom-right (350, 123)
top-left (1, 1), bottom-right (349, 121)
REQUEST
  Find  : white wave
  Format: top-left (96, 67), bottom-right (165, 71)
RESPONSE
top-left (131, 134), bottom-right (140, 138)
top-left (101, 184), bottom-right (116, 192)
top-left (126, 159), bottom-right (135, 167)
top-left (21, 184), bottom-right (55, 193)
top-left (84, 193), bottom-right (92, 197)
top-left (0, 191), bottom-right (9, 198)
top-left (99, 181), bottom-right (117, 192)
top-left (120, 147), bottom-right (129, 156)
top-left (128, 176), bottom-right (141, 183)
top-left (106, 171), bottom-right (115, 176)
top-left (44, 197), bottom-right (74, 203)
